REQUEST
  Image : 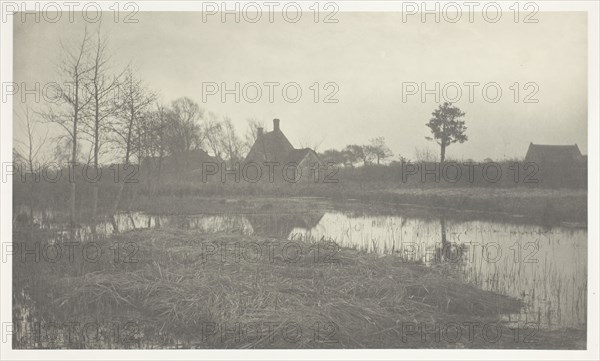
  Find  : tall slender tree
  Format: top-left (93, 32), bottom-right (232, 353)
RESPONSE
top-left (43, 29), bottom-right (93, 228)
top-left (82, 27), bottom-right (121, 235)
top-left (108, 67), bottom-right (155, 231)
top-left (16, 105), bottom-right (48, 222)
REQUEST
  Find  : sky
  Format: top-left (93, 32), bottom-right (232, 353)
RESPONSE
top-left (13, 11), bottom-right (588, 161)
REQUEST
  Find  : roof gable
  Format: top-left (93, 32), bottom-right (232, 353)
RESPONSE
top-left (245, 129), bottom-right (295, 163)
top-left (525, 143), bottom-right (583, 163)
top-left (244, 119), bottom-right (321, 166)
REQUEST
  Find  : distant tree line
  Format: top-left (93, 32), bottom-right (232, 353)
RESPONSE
top-left (319, 137), bottom-right (394, 167)
top-left (13, 26), bottom-right (473, 234)
top-left (13, 26), bottom-right (265, 233)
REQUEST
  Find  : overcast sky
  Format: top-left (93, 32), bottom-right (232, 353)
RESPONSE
top-left (13, 11), bottom-right (587, 161)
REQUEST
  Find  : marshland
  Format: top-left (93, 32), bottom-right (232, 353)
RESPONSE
top-left (11, 15), bottom-right (588, 350)
top-left (12, 183), bottom-right (587, 349)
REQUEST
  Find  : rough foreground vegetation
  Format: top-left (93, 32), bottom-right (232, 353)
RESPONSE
top-left (14, 226), bottom-right (585, 349)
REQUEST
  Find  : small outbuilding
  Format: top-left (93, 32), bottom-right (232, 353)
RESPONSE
top-left (524, 143), bottom-right (584, 164)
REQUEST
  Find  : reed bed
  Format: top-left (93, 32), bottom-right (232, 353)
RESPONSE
top-left (18, 228), bottom-right (531, 347)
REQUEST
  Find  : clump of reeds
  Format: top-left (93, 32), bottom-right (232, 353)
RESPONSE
top-left (33, 227), bottom-right (532, 348)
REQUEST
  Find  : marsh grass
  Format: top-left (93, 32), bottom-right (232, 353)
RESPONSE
top-left (13, 226), bottom-right (584, 349)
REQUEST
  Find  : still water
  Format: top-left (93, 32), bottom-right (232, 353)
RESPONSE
top-left (19, 207), bottom-right (588, 330)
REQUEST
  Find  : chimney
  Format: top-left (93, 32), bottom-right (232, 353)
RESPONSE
top-left (273, 118), bottom-right (280, 131)
top-left (257, 127), bottom-right (263, 137)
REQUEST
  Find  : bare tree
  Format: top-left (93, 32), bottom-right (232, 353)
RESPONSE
top-left (220, 117), bottom-right (244, 166)
top-left (166, 97), bottom-right (204, 172)
top-left (298, 136), bottom-right (325, 153)
top-left (319, 149), bottom-right (349, 166)
top-left (144, 103), bottom-right (170, 193)
top-left (344, 144), bottom-right (373, 166)
top-left (171, 97), bottom-right (203, 152)
top-left (42, 29), bottom-right (93, 228)
top-left (16, 105), bottom-right (48, 222)
top-left (244, 117), bottom-right (265, 151)
top-left (108, 67), bottom-right (155, 231)
top-left (82, 27), bottom-right (121, 234)
top-left (203, 112), bottom-right (225, 160)
top-left (414, 147), bottom-right (438, 162)
top-left (365, 137), bottom-right (393, 165)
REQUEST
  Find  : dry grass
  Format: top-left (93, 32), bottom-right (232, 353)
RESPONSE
top-left (23, 228), bottom-right (553, 348)
top-left (13, 226), bottom-right (586, 348)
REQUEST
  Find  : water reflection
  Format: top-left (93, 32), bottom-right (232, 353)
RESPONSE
top-left (15, 207), bottom-right (587, 330)
top-left (292, 213), bottom-right (586, 330)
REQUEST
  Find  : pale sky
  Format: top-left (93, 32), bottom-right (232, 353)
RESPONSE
top-left (13, 11), bottom-right (588, 161)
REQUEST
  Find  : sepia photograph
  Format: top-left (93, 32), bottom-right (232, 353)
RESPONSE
top-left (1, 1), bottom-right (598, 360)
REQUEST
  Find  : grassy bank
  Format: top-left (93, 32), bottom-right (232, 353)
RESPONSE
top-left (13, 171), bottom-right (587, 226)
top-left (126, 184), bottom-right (587, 226)
top-left (13, 227), bottom-right (585, 349)
top-left (364, 186), bottom-right (587, 225)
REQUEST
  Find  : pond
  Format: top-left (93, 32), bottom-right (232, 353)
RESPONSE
top-left (16, 205), bottom-right (588, 331)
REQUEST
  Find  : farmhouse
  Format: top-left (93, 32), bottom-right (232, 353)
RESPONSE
top-left (524, 143), bottom-right (584, 164)
top-left (244, 119), bottom-right (321, 181)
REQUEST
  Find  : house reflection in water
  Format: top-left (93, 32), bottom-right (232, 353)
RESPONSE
top-left (245, 213), bottom-right (325, 238)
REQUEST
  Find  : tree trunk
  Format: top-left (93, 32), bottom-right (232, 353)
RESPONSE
top-left (440, 143), bottom-right (446, 163)
top-left (91, 184), bottom-right (99, 233)
top-left (440, 122), bottom-right (447, 163)
top-left (110, 114), bottom-right (134, 233)
top-left (91, 96), bottom-right (100, 238)
top-left (154, 152), bottom-right (163, 195)
top-left (29, 176), bottom-right (35, 225)
top-left (70, 91), bottom-right (78, 231)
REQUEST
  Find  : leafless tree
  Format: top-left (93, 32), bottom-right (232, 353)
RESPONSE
top-left (203, 112), bottom-right (225, 160)
top-left (244, 117), bottom-right (265, 151)
top-left (42, 28), bottom-right (93, 228)
top-left (166, 97), bottom-right (204, 172)
top-left (298, 136), bottom-right (325, 153)
top-left (144, 103), bottom-right (170, 192)
top-left (344, 144), bottom-right (373, 166)
top-left (220, 117), bottom-right (244, 165)
top-left (414, 147), bottom-right (438, 162)
top-left (107, 67), bottom-right (155, 231)
top-left (16, 105), bottom-right (48, 222)
top-left (365, 137), bottom-right (393, 165)
top-left (171, 97), bottom-right (204, 152)
top-left (81, 27), bottom-right (122, 234)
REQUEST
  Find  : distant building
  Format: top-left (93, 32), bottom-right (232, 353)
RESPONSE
top-left (144, 149), bottom-right (216, 174)
top-left (244, 119), bottom-right (321, 181)
top-left (524, 143), bottom-right (586, 188)
top-left (524, 143), bottom-right (584, 165)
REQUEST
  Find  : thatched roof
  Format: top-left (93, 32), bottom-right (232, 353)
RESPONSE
top-left (287, 148), bottom-right (319, 164)
top-left (244, 119), bottom-right (320, 165)
top-left (143, 149), bottom-right (215, 172)
top-left (524, 143), bottom-right (583, 164)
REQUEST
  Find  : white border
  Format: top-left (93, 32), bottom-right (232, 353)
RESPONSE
top-left (1, 1), bottom-right (598, 360)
